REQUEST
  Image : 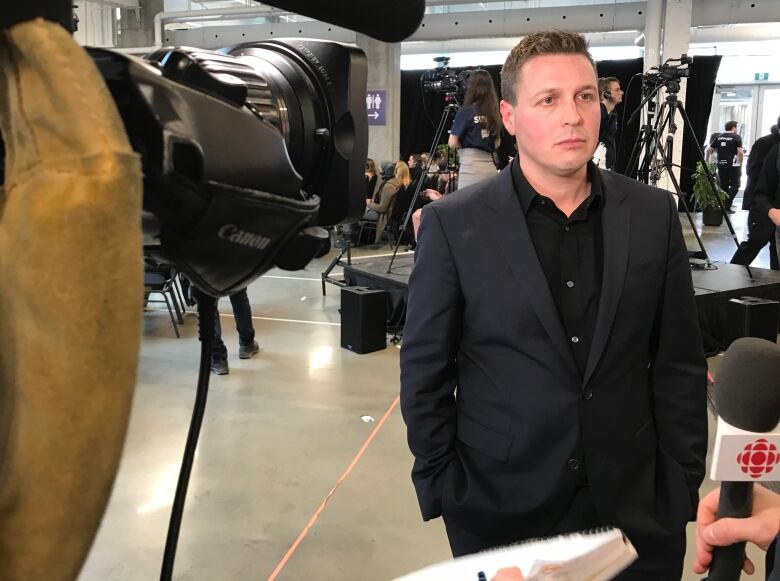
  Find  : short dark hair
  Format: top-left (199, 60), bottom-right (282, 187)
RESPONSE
top-left (725, 120), bottom-right (738, 131)
top-left (598, 76), bottom-right (620, 94)
top-left (501, 30), bottom-right (597, 105)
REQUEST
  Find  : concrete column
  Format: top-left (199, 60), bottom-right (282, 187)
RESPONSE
top-left (356, 34), bottom-right (401, 166)
top-left (658, 0), bottom-right (693, 193)
top-left (643, 0), bottom-right (664, 72)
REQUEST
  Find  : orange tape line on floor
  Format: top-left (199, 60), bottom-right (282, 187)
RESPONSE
top-left (266, 394), bottom-right (401, 581)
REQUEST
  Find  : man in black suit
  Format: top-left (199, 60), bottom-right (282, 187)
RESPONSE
top-left (731, 117), bottom-right (780, 270)
top-left (400, 31), bottom-right (707, 580)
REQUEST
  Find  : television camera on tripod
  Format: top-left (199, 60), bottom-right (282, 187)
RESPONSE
top-left (624, 55), bottom-right (746, 272)
top-left (386, 57), bottom-right (474, 272)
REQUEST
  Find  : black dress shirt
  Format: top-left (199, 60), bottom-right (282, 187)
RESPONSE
top-left (511, 159), bottom-right (604, 377)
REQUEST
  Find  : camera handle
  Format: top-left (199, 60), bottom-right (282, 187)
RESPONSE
top-left (387, 102), bottom-right (459, 272)
top-left (160, 288), bottom-right (218, 581)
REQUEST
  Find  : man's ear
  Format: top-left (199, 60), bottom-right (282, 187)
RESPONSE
top-left (500, 100), bottom-right (516, 136)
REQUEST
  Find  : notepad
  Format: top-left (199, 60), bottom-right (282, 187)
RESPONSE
top-left (395, 527), bottom-right (637, 581)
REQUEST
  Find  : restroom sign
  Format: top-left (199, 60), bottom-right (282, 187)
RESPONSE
top-left (366, 90), bottom-right (386, 126)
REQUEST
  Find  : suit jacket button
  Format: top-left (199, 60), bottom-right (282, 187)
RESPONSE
top-left (583, 388), bottom-right (593, 400)
top-left (567, 458), bottom-right (580, 470)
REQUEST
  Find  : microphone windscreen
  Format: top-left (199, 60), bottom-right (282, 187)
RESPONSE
top-left (714, 337), bottom-right (780, 432)
top-left (260, 0), bottom-right (425, 43)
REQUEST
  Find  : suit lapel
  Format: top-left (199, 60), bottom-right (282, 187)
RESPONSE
top-left (583, 170), bottom-right (630, 386)
top-left (485, 168), bottom-right (580, 383)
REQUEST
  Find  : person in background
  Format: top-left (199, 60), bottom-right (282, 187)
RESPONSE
top-left (707, 120), bottom-right (745, 213)
top-left (752, 139), bottom-right (780, 267)
top-left (448, 69), bottom-right (502, 190)
top-left (408, 153), bottom-right (424, 183)
top-left (211, 288), bottom-right (260, 375)
top-left (597, 76), bottom-right (623, 170)
top-left (363, 160), bottom-right (410, 244)
top-left (365, 158), bottom-right (380, 199)
top-left (731, 115), bottom-right (780, 270)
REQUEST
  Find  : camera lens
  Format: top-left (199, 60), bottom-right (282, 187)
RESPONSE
top-left (221, 41), bottom-right (332, 193)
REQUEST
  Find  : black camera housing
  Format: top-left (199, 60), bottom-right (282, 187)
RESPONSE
top-left (88, 39), bottom-right (367, 296)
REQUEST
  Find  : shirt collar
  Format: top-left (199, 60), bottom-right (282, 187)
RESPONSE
top-left (511, 157), bottom-right (603, 216)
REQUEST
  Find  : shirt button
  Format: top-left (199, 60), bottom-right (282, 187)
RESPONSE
top-left (564, 225), bottom-right (571, 232)
top-left (567, 458), bottom-right (580, 470)
top-left (566, 280), bottom-right (575, 288)
top-left (571, 336), bottom-right (579, 344)
top-left (583, 388), bottom-right (593, 401)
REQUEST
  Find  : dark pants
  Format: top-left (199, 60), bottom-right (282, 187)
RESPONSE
top-left (443, 485), bottom-right (685, 580)
top-left (731, 209), bottom-right (780, 270)
top-left (212, 288), bottom-right (255, 359)
top-left (717, 166), bottom-right (742, 209)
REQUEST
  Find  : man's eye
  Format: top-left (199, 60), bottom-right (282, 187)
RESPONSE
top-left (580, 93), bottom-right (593, 100)
top-left (541, 96), bottom-right (554, 105)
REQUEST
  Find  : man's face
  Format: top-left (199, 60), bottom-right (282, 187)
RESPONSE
top-left (500, 54), bottom-right (601, 177)
top-left (407, 155), bottom-right (416, 168)
top-left (608, 80), bottom-right (623, 104)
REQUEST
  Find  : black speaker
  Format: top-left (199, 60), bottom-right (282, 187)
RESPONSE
top-left (341, 287), bottom-right (387, 354)
top-left (725, 296), bottom-right (779, 345)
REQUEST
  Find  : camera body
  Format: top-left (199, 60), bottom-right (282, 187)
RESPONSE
top-left (644, 54), bottom-right (691, 93)
top-left (89, 39), bottom-right (367, 296)
top-left (420, 56), bottom-right (471, 102)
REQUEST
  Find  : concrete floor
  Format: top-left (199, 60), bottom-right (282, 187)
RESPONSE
top-left (79, 205), bottom-right (776, 580)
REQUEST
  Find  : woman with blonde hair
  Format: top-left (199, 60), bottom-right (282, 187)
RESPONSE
top-left (448, 69), bottom-right (501, 189)
top-left (363, 160), bottom-right (410, 244)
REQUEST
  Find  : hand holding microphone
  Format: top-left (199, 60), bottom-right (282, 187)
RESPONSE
top-left (695, 337), bottom-right (780, 579)
top-left (695, 484), bottom-right (780, 575)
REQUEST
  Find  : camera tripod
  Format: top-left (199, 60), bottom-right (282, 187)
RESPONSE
top-left (624, 76), bottom-right (748, 275)
top-left (320, 225), bottom-right (354, 295)
top-left (386, 99), bottom-right (459, 272)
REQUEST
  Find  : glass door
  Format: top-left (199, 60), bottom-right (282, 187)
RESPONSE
top-left (757, 85), bottom-right (780, 138)
top-left (709, 86), bottom-right (757, 192)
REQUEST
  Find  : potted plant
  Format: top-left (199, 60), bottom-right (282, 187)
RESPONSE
top-left (692, 161), bottom-right (729, 226)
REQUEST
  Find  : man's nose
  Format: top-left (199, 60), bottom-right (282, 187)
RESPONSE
top-left (562, 98), bottom-right (583, 125)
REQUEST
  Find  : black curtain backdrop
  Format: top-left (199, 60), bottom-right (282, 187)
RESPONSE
top-left (399, 55), bottom-right (722, 202)
top-left (680, 55), bottom-right (722, 203)
top-left (399, 59), bottom-right (644, 171)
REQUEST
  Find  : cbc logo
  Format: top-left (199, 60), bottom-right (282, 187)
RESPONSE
top-left (737, 438), bottom-right (780, 479)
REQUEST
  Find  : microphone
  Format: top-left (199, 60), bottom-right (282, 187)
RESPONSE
top-left (259, 0), bottom-right (425, 43)
top-left (707, 337), bottom-right (780, 580)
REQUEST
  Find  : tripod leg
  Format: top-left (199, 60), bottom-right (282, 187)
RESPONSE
top-left (663, 150), bottom-right (709, 260)
top-left (321, 244), bottom-right (350, 296)
top-left (677, 103), bottom-right (744, 252)
top-left (387, 103), bottom-right (456, 273)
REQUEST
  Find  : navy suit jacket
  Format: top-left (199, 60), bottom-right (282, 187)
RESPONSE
top-left (400, 164), bottom-right (707, 546)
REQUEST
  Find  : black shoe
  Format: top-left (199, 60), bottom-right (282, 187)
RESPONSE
top-left (727, 209), bottom-right (736, 214)
top-left (211, 358), bottom-right (229, 375)
top-left (239, 341), bottom-right (261, 359)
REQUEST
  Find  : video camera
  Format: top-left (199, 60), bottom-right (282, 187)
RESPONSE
top-left (88, 39), bottom-right (367, 297)
top-left (643, 54), bottom-right (691, 92)
top-left (420, 56), bottom-right (471, 102)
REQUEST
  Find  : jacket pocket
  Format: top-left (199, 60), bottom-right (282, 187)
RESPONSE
top-left (456, 413), bottom-right (513, 463)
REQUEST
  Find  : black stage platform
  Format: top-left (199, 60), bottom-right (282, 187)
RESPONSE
top-left (343, 257), bottom-right (780, 351)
